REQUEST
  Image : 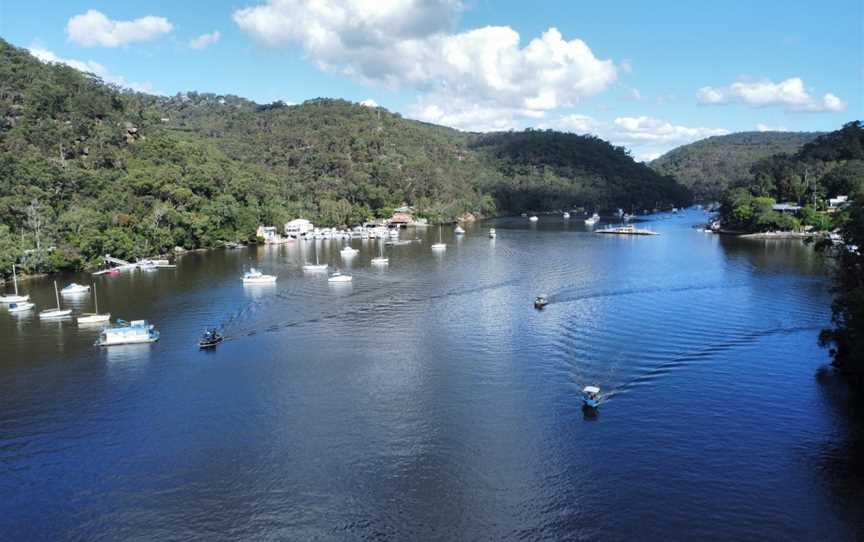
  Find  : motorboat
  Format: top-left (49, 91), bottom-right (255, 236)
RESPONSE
top-left (534, 295), bottom-right (548, 309)
top-left (0, 264), bottom-right (29, 303)
top-left (596, 225), bottom-right (659, 236)
top-left (529, 215), bottom-right (539, 222)
top-left (582, 386), bottom-right (600, 409)
top-left (488, 228), bottom-right (497, 238)
top-left (563, 212), bottom-right (570, 219)
top-left (39, 281), bottom-right (72, 319)
top-left (97, 320), bottom-right (159, 346)
top-left (242, 268), bottom-right (277, 283)
top-left (431, 225), bottom-right (446, 250)
top-left (61, 283), bottom-right (90, 295)
top-left (454, 225), bottom-right (466, 234)
top-left (77, 284), bottom-right (110, 324)
top-left (340, 245), bottom-right (359, 258)
top-left (8, 301), bottom-right (35, 313)
top-left (584, 213), bottom-right (600, 226)
top-left (328, 271), bottom-right (353, 283)
top-left (199, 328), bottom-right (224, 349)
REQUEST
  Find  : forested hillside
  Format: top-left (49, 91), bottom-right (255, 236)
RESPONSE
top-left (651, 131), bottom-right (821, 201)
top-left (0, 39), bottom-right (690, 277)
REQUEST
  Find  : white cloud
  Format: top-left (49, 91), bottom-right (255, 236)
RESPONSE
top-left (189, 30), bottom-right (221, 50)
top-left (360, 98), bottom-right (379, 107)
top-left (234, 1), bottom-right (617, 117)
top-left (756, 123), bottom-right (788, 132)
top-left (28, 46), bottom-right (154, 93)
top-left (67, 9), bottom-right (173, 47)
top-left (698, 77), bottom-right (846, 112)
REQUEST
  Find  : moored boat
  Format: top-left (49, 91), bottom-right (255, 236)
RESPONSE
top-left (0, 264), bottom-right (29, 303)
top-left (8, 301), bottom-right (35, 313)
top-left (454, 225), bottom-right (466, 234)
top-left (431, 225), bottom-right (446, 251)
top-left (97, 320), bottom-right (160, 346)
top-left (328, 270), bottom-right (353, 283)
top-left (488, 228), bottom-right (497, 238)
top-left (39, 282), bottom-right (72, 319)
top-left (61, 283), bottom-right (90, 295)
top-left (584, 213), bottom-right (600, 226)
top-left (529, 215), bottom-right (539, 222)
top-left (77, 284), bottom-right (110, 324)
top-left (242, 268), bottom-right (277, 283)
top-left (596, 225), bottom-right (659, 236)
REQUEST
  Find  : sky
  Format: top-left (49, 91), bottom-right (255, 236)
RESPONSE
top-left (1, 0), bottom-right (861, 160)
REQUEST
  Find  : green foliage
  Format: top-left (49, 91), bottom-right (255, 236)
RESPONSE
top-left (651, 131), bottom-right (822, 201)
top-left (0, 38), bottom-right (692, 279)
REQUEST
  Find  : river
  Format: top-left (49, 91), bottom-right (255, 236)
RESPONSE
top-left (1, 209), bottom-right (862, 540)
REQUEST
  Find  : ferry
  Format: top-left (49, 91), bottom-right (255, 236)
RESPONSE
top-left (97, 320), bottom-right (160, 346)
top-left (596, 225), bottom-right (659, 236)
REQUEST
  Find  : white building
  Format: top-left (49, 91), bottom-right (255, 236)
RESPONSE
top-left (256, 225), bottom-right (280, 243)
top-left (829, 195), bottom-right (849, 210)
top-left (284, 219), bottom-right (314, 237)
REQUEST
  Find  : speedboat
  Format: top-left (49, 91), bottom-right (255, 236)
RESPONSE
top-left (61, 283), bottom-right (90, 295)
top-left (199, 328), bottom-right (224, 349)
top-left (40, 281), bottom-right (72, 319)
top-left (0, 264), bottom-right (29, 303)
top-left (454, 225), bottom-right (466, 234)
top-left (529, 215), bottom-right (539, 222)
top-left (242, 268), bottom-right (277, 283)
top-left (328, 271), bottom-right (352, 283)
top-left (534, 295), bottom-right (548, 309)
top-left (8, 301), bottom-right (35, 313)
top-left (97, 320), bottom-right (159, 346)
top-left (488, 228), bottom-right (497, 238)
top-left (582, 386), bottom-right (600, 409)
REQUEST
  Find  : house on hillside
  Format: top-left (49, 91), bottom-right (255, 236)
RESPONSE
top-left (828, 195), bottom-right (849, 212)
top-left (772, 203), bottom-right (803, 215)
top-left (285, 218), bottom-right (314, 237)
top-left (256, 225), bottom-right (281, 243)
top-left (390, 212), bottom-right (412, 227)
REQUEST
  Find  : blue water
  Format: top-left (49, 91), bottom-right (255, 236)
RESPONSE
top-left (1, 210), bottom-right (861, 540)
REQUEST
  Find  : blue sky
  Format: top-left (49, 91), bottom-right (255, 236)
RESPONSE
top-left (2, 0), bottom-right (860, 159)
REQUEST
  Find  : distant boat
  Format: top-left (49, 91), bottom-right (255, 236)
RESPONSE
top-left (529, 215), bottom-right (539, 222)
top-left (371, 240), bottom-right (389, 265)
top-left (596, 225), bottom-right (659, 236)
top-left (97, 319), bottom-right (159, 346)
top-left (242, 268), bottom-right (277, 284)
top-left (303, 243), bottom-right (328, 271)
top-left (340, 244), bottom-right (358, 258)
top-left (77, 284), bottom-right (110, 324)
top-left (0, 264), bottom-right (29, 303)
top-left (563, 212), bottom-right (570, 219)
top-left (584, 213), bottom-right (600, 226)
top-left (582, 386), bottom-right (600, 409)
top-left (431, 225), bottom-right (446, 250)
top-left (8, 301), bottom-right (35, 313)
top-left (199, 328), bottom-right (224, 349)
top-left (534, 295), bottom-right (548, 309)
top-left (454, 225), bottom-right (466, 234)
top-left (61, 282), bottom-right (90, 295)
top-left (328, 270), bottom-right (352, 283)
top-left (488, 228), bottom-right (497, 238)
top-left (39, 281), bottom-right (72, 319)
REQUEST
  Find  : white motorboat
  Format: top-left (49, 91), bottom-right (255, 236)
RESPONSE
top-left (61, 283), bottom-right (90, 295)
top-left (97, 319), bottom-right (159, 346)
top-left (242, 268), bottom-right (277, 284)
top-left (563, 212), bottom-right (570, 219)
top-left (0, 264), bottom-right (29, 303)
top-left (582, 386), bottom-right (600, 409)
top-left (371, 241), bottom-right (389, 265)
top-left (454, 225), bottom-right (466, 234)
top-left (328, 271), bottom-right (353, 283)
top-left (596, 225), bottom-right (659, 236)
top-left (431, 225), bottom-right (446, 251)
top-left (488, 228), bottom-right (497, 238)
top-left (303, 244), bottom-right (328, 271)
top-left (340, 245), bottom-right (358, 258)
top-left (8, 301), bottom-right (35, 313)
top-left (77, 284), bottom-right (110, 324)
top-left (39, 281), bottom-right (72, 319)
top-left (584, 213), bottom-right (600, 226)
top-left (529, 215), bottom-right (539, 222)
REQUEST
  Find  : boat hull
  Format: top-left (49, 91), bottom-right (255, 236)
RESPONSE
top-left (39, 309), bottom-right (73, 319)
top-left (242, 277), bottom-right (277, 284)
top-left (78, 314), bottom-right (111, 324)
top-left (0, 294), bottom-right (29, 303)
top-left (8, 302), bottom-right (35, 313)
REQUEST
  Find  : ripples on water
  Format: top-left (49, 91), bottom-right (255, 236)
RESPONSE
top-left (1, 210), bottom-right (861, 540)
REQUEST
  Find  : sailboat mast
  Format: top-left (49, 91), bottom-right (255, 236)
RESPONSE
top-left (316, 244), bottom-right (320, 265)
top-left (54, 281), bottom-right (60, 309)
top-left (93, 284), bottom-right (99, 313)
top-left (12, 264), bottom-right (18, 295)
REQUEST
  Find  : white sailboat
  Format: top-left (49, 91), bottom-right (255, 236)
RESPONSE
top-left (77, 284), bottom-right (110, 324)
top-left (431, 225), bottom-right (446, 250)
top-left (302, 243), bottom-right (328, 271)
top-left (529, 215), bottom-right (539, 222)
top-left (8, 300), bottom-right (35, 313)
top-left (371, 240), bottom-right (389, 265)
top-left (0, 264), bottom-right (29, 303)
top-left (488, 228), bottom-right (497, 238)
top-left (328, 270), bottom-right (353, 283)
top-left (39, 281), bottom-right (72, 319)
top-left (454, 225), bottom-right (466, 235)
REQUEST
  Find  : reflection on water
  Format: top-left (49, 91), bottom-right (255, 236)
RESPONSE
top-left (0, 209), bottom-right (859, 540)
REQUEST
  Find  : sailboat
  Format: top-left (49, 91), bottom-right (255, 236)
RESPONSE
top-left (302, 243), bottom-right (328, 271)
top-left (77, 284), bottom-right (110, 324)
top-left (0, 264), bottom-right (29, 303)
top-left (371, 240), bottom-right (389, 265)
top-left (431, 225), bottom-right (446, 250)
top-left (39, 281), bottom-right (72, 319)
